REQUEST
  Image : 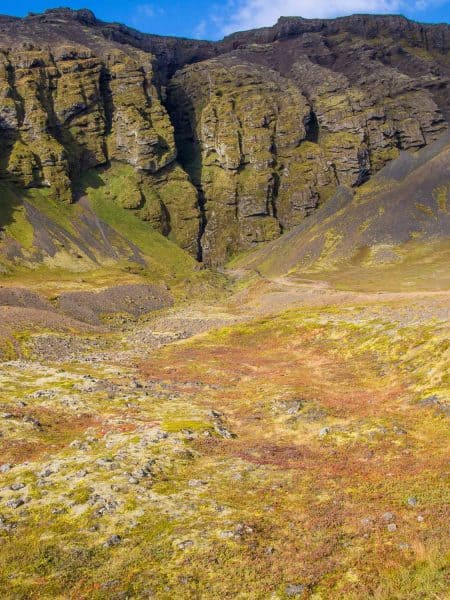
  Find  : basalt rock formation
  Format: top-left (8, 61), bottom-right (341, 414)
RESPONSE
top-left (0, 8), bottom-right (449, 264)
top-left (235, 130), bottom-right (450, 276)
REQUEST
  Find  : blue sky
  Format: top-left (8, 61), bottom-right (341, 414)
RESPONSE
top-left (1, 1), bottom-right (449, 40)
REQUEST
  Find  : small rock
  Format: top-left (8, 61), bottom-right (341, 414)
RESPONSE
top-left (382, 512), bottom-right (395, 522)
top-left (96, 458), bottom-right (113, 467)
top-left (286, 583), bottom-right (306, 597)
top-left (23, 416), bottom-right (42, 429)
top-left (69, 440), bottom-right (84, 449)
top-left (399, 542), bottom-right (410, 550)
top-left (178, 540), bottom-right (194, 550)
top-left (0, 464), bottom-right (12, 473)
top-left (234, 523), bottom-right (253, 537)
top-left (38, 468), bottom-right (54, 478)
top-left (285, 401), bottom-right (303, 415)
top-left (101, 580), bottom-right (119, 589)
top-left (393, 426), bottom-right (407, 435)
top-left (0, 515), bottom-right (14, 532)
top-left (214, 423), bottom-right (236, 439)
top-left (52, 507), bottom-right (67, 515)
top-left (188, 479), bottom-right (207, 488)
top-left (10, 483), bottom-right (25, 491)
top-left (104, 534), bottom-right (122, 547)
top-left (319, 427), bottom-right (330, 437)
top-left (417, 515), bottom-right (424, 522)
top-left (1, 413), bottom-right (14, 419)
top-left (29, 390), bottom-right (55, 399)
top-left (6, 497), bottom-right (25, 509)
top-left (407, 497), bottom-right (418, 507)
top-left (387, 523), bottom-right (397, 532)
top-left (208, 410), bottom-right (223, 418)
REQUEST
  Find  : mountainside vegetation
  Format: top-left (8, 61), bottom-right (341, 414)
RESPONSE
top-left (0, 8), bottom-right (449, 266)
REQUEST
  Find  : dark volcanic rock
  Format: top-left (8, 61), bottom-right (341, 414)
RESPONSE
top-left (56, 284), bottom-right (173, 325)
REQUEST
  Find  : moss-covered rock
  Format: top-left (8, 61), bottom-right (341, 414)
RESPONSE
top-left (0, 45), bottom-right (179, 203)
top-left (0, 10), bottom-right (448, 264)
top-left (168, 57), bottom-right (316, 264)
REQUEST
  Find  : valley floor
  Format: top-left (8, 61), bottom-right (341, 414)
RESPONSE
top-left (0, 273), bottom-right (449, 599)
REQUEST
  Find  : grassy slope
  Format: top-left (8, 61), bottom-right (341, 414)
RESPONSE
top-left (295, 239), bottom-right (450, 293)
top-left (0, 167), bottom-right (225, 299)
top-left (84, 172), bottom-right (195, 282)
top-left (0, 182), bottom-right (35, 251)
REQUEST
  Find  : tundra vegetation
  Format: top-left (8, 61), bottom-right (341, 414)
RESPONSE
top-left (0, 8), bottom-right (449, 599)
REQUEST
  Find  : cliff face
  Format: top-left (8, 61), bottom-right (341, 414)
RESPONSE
top-left (0, 9), bottom-right (449, 264)
top-left (235, 130), bottom-right (450, 276)
top-left (0, 10), bottom-right (203, 254)
top-left (170, 14), bottom-right (448, 263)
top-left (168, 57), bottom-right (324, 261)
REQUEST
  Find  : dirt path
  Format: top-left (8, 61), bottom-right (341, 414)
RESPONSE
top-left (226, 272), bottom-right (450, 321)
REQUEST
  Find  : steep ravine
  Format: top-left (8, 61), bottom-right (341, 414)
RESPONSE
top-left (0, 8), bottom-right (449, 265)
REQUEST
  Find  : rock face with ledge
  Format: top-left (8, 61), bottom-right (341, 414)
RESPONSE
top-left (0, 38), bottom-right (199, 252)
top-left (0, 9), bottom-right (448, 262)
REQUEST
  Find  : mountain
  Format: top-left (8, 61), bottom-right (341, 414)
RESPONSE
top-left (1, 11), bottom-right (450, 599)
top-left (233, 129), bottom-right (450, 278)
top-left (0, 8), bottom-right (449, 267)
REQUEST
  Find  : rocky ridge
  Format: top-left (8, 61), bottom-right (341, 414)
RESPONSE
top-left (0, 9), bottom-right (449, 263)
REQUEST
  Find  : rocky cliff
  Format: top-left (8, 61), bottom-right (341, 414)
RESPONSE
top-left (234, 130), bottom-right (450, 276)
top-left (0, 9), bottom-right (449, 264)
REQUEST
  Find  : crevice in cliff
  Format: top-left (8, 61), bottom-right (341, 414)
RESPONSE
top-left (271, 171), bottom-right (282, 231)
top-left (196, 187), bottom-right (207, 262)
top-left (99, 66), bottom-right (113, 139)
top-left (305, 109), bottom-right (319, 143)
top-left (170, 146), bottom-right (207, 262)
top-left (163, 82), bottom-right (207, 262)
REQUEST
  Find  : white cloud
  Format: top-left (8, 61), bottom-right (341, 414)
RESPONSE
top-left (219, 0), bottom-right (435, 35)
top-left (194, 20), bottom-right (208, 39)
top-left (130, 3), bottom-right (166, 28)
top-left (136, 4), bottom-right (156, 19)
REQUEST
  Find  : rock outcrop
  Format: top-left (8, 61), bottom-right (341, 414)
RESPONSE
top-left (168, 57), bottom-right (326, 262)
top-left (0, 9), bottom-right (449, 263)
top-left (235, 130), bottom-right (450, 276)
top-left (0, 42), bottom-right (200, 252)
